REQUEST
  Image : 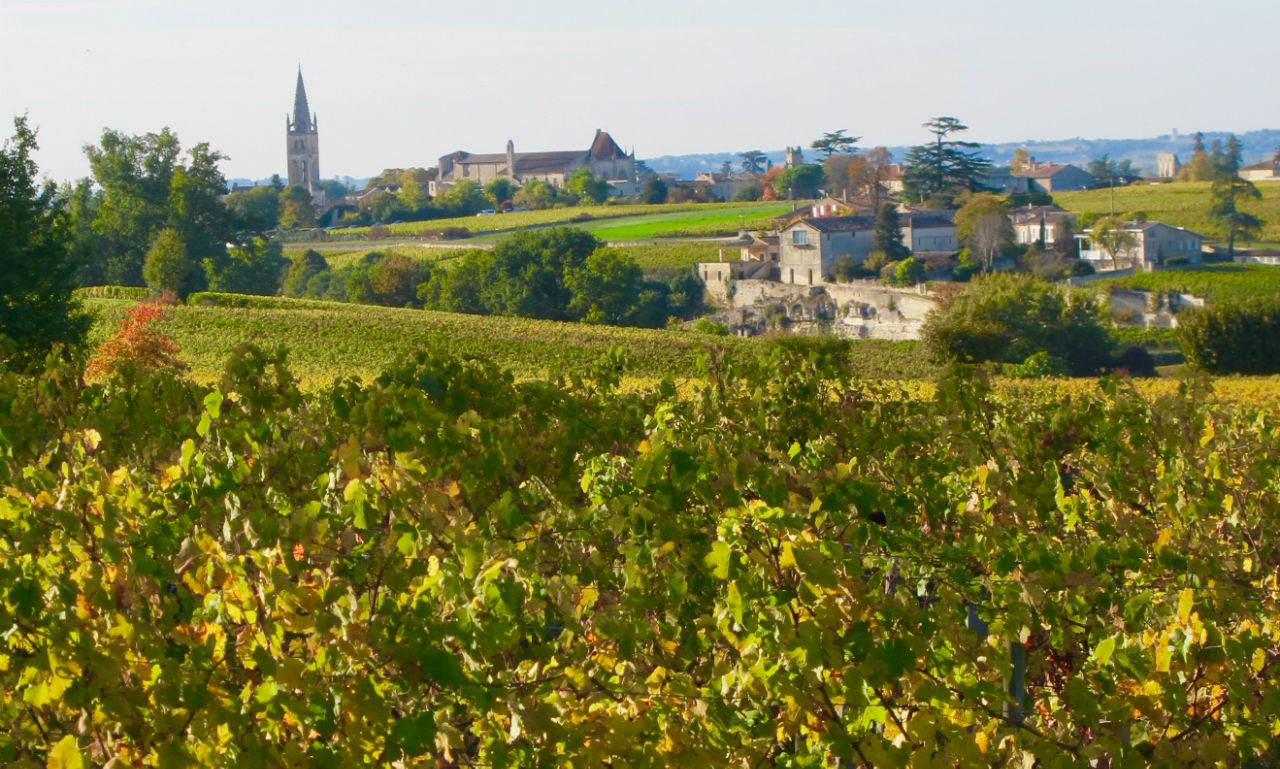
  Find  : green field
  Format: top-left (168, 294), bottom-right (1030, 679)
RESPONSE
top-left (1053, 180), bottom-right (1280, 243)
top-left (1095, 262), bottom-right (1280, 301)
top-left (85, 295), bottom-right (935, 384)
top-left (333, 201), bottom-right (793, 239)
top-left (574, 203), bottom-right (793, 240)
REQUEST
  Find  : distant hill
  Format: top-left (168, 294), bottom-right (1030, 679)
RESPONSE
top-left (644, 130), bottom-right (1280, 180)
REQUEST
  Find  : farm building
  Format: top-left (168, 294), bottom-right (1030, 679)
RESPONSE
top-left (1078, 220), bottom-right (1206, 270)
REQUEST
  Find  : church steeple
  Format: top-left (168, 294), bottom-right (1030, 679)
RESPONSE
top-left (291, 67), bottom-right (313, 132)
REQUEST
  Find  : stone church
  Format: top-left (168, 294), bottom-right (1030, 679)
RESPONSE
top-left (286, 68), bottom-right (325, 207)
top-left (432, 130), bottom-right (637, 196)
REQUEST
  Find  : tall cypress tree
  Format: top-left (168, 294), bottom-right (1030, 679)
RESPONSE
top-left (0, 117), bottom-right (90, 367)
top-left (873, 204), bottom-right (911, 259)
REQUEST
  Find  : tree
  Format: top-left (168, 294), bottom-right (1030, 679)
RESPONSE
top-left (514, 179), bottom-right (555, 210)
top-left (922, 272), bottom-right (1112, 374)
top-left (0, 116), bottom-right (90, 366)
top-left (902, 117), bottom-right (992, 204)
top-left (719, 160), bottom-right (732, 176)
top-left (204, 237), bottom-right (287, 296)
top-left (639, 175), bottom-right (668, 204)
top-left (279, 185), bottom-right (318, 228)
top-left (567, 167), bottom-right (609, 205)
top-left (484, 178), bottom-right (513, 208)
top-left (773, 164), bottom-right (824, 199)
top-left (437, 180), bottom-right (489, 216)
top-left (284, 249), bottom-right (329, 298)
top-left (566, 248), bottom-right (644, 324)
top-left (1089, 216), bottom-right (1137, 270)
top-left (810, 129), bottom-right (859, 159)
top-left (738, 150), bottom-right (766, 175)
top-left (1209, 135), bottom-right (1262, 258)
top-left (1088, 154), bottom-right (1135, 187)
top-left (142, 228), bottom-right (191, 296)
top-left (398, 179), bottom-right (431, 213)
top-left (873, 204), bottom-right (910, 260)
top-left (1177, 296), bottom-right (1280, 374)
top-left (1010, 148), bottom-right (1033, 174)
top-left (225, 183), bottom-right (281, 233)
top-left (955, 194), bottom-right (1013, 272)
top-left (81, 127), bottom-right (232, 287)
top-left (1178, 132), bottom-right (1218, 182)
top-left (822, 154), bottom-right (857, 197)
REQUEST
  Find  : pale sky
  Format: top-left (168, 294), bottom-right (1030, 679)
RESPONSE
top-left (3, 0), bottom-right (1276, 183)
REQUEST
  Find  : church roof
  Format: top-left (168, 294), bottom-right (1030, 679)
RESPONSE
top-left (589, 130), bottom-right (628, 160)
top-left (292, 68), bottom-right (313, 132)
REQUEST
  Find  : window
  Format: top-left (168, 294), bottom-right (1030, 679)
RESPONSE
top-left (792, 230), bottom-right (808, 246)
top-left (789, 268), bottom-right (795, 283)
top-left (807, 269), bottom-right (813, 285)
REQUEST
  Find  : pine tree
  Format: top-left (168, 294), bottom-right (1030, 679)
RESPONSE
top-left (0, 117), bottom-right (90, 367)
top-left (873, 204), bottom-right (910, 260)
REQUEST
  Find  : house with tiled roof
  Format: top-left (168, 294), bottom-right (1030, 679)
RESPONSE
top-left (1077, 220), bottom-right (1206, 270)
top-left (1241, 159), bottom-right (1280, 182)
top-left (1010, 205), bottom-right (1073, 249)
top-left (1013, 162), bottom-right (1094, 193)
top-left (433, 130), bottom-right (637, 194)
top-left (776, 211), bottom-right (957, 285)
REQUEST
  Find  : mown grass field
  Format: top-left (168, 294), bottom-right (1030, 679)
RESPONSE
top-left (335, 201), bottom-right (792, 239)
top-left (1094, 262), bottom-right (1280, 301)
top-left (1053, 180), bottom-right (1280, 243)
top-left (574, 203), bottom-right (793, 240)
top-left (84, 295), bottom-right (934, 385)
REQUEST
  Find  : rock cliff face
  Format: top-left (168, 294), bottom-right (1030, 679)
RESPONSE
top-left (707, 279), bottom-right (938, 339)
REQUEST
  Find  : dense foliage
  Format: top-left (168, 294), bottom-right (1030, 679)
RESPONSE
top-left (1177, 296), bottom-right (1280, 374)
top-left (922, 273), bottom-right (1113, 375)
top-left (1, 344), bottom-right (1279, 766)
top-left (417, 228), bottom-right (703, 327)
top-left (0, 117), bottom-right (90, 367)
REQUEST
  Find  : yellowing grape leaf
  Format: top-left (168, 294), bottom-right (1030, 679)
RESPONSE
top-left (47, 735), bottom-right (83, 769)
top-left (1178, 589), bottom-right (1194, 623)
top-left (1094, 637), bottom-right (1116, 665)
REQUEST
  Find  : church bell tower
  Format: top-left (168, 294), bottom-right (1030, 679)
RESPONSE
top-left (286, 68), bottom-right (320, 194)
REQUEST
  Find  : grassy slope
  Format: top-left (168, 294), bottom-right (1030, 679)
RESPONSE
top-left (1052, 180), bottom-right (1280, 244)
top-left (85, 296), bottom-right (933, 385)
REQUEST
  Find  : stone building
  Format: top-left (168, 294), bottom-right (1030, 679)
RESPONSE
top-left (286, 68), bottom-right (323, 206)
top-left (432, 131), bottom-right (637, 194)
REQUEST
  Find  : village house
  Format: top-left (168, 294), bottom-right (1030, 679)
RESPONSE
top-left (1010, 205), bottom-right (1073, 249)
top-left (1014, 162), bottom-right (1094, 193)
top-left (1078, 220), bottom-right (1206, 270)
top-left (431, 130), bottom-right (637, 195)
top-left (692, 171), bottom-right (757, 201)
top-left (772, 211), bottom-right (957, 286)
top-left (1240, 159), bottom-right (1280, 182)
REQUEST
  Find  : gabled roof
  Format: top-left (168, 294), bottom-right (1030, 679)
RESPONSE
top-left (789, 215), bottom-right (877, 233)
top-left (1242, 159), bottom-right (1279, 172)
top-left (589, 130), bottom-right (628, 160)
top-left (1015, 163), bottom-right (1083, 179)
top-left (900, 212), bottom-right (956, 229)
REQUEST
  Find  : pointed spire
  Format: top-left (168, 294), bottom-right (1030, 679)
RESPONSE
top-left (292, 67), bottom-right (312, 133)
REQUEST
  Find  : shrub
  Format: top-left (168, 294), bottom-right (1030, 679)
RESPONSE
top-left (1177, 297), bottom-right (1280, 374)
top-left (1010, 351), bottom-right (1070, 378)
top-left (86, 300), bottom-right (186, 380)
top-left (1116, 346), bottom-right (1158, 377)
top-left (921, 272), bottom-right (1112, 375)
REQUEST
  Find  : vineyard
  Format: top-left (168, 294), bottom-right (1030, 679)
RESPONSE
top-left (1095, 263), bottom-right (1280, 302)
top-left (2, 343), bottom-right (1279, 766)
top-left (82, 295), bottom-right (938, 384)
top-left (1053, 180), bottom-right (1280, 244)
